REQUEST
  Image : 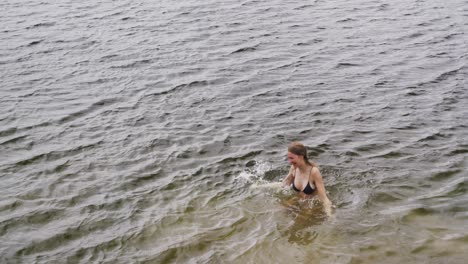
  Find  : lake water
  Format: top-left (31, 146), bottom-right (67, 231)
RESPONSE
top-left (1, 0), bottom-right (467, 263)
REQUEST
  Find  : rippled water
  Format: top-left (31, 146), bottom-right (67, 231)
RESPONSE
top-left (1, 0), bottom-right (467, 263)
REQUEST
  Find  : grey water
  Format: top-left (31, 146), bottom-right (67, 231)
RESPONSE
top-left (1, 0), bottom-right (467, 263)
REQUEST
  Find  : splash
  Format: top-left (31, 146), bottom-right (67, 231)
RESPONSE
top-left (236, 160), bottom-right (284, 190)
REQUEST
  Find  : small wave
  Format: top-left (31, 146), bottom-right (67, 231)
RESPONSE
top-left (433, 67), bottom-right (464, 82)
top-left (293, 4), bottom-right (314, 10)
top-left (334, 62), bottom-right (361, 69)
top-left (448, 148), bottom-right (468, 156)
top-left (15, 216), bottom-right (117, 257)
top-left (26, 22), bottom-right (56, 29)
top-left (27, 40), bottom-right (43, 46)
top-left (404, 86), bottom-right (427, 96)
top-left (219, 150), bottom-right (262, 165)
top-left (71, 40), bottom-right (98, 50)
top-left (58, 98), bottom-right (120, 124)
top-left (417, 132), bottom-right (449, 142)
top-left (8, 140), bottom-right (102, 169)
top-left (337, 18), bottom-right (357, 23)
top-left (0, 208), bottom-right (65, 237)
top-left (370, 190), bottom-right (404, 204)
top-left (98, 54), bottom-right (119, 62)
top-left (110, 59), bottom-right (153, 69)
top-left (428, 170), bottom-right (462, 182)
top-left (375, 150), bottom-right (409, 159)
top-left (145, 80), bottom-right (209, 97)
top-left (230, 45), bottom-right (258, 54)
top-left (0, 127), bottom-right (17, 137)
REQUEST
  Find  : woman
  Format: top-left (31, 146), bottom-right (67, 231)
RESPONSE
top-left (282, 142), bottom-right (332, 216)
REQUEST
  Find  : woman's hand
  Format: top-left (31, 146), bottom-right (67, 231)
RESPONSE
top-left (323, 199), bottom-right (333, 217)
top-left (282, 165), bottom-right (295, 187)
top-left (311, 167), bottom-right (333, 216)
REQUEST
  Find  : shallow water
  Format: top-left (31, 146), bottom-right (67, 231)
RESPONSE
top-left (1, 0), bottom-right (467, 263)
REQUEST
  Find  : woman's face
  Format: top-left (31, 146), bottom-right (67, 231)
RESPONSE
top-left (287, 152), bottom-right (302, 166)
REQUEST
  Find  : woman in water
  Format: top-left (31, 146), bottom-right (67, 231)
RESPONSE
top-left (282, 142), bottom-right (332, 216)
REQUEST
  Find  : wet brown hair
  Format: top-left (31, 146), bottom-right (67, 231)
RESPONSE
top-left (288, 142), bottom-right (316, 167)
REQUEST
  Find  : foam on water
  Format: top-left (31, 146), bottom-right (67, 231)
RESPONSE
top-left (236, 160), bottom-right (283, 189)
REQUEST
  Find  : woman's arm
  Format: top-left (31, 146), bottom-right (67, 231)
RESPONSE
top-left (311, 167), bottom-right (332, 216)
top-left (282, 165), bottom-right (295, 187)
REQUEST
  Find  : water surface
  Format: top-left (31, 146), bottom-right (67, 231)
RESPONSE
top-left (1, 0), bottom-right (467, 263)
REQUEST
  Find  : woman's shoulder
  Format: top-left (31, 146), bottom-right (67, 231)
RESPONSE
top-left (310, 166), bottom-right (322, 178)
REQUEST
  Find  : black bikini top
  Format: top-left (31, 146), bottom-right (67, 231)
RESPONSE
top-left (292, 167), bottom-right (316, 195)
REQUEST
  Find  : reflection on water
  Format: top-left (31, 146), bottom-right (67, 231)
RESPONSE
top-left (279, 197), bottom-right (327, 245)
